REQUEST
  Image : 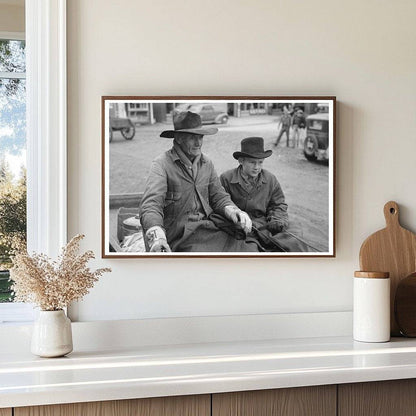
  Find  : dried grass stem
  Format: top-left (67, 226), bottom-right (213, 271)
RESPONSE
top-left (10, 234), bottom-right (111, 310)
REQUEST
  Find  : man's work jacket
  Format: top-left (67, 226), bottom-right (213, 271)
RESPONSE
top-left (140, 147), bottom-right (233, 250)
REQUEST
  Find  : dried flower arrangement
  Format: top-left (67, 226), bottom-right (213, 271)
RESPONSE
top-left (10, 234), bottom-right (111, 311)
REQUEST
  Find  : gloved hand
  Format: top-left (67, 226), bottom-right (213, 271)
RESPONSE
top-left (145, 226), bottom-right (171, 252)
top-left (266, 218), bottom-right (286, 235)
top-left (224, 205), bottom-right (252, 234)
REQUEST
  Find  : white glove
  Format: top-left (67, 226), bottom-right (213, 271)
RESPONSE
top-left (224, 205), bottom-right (252, 234)
top-left (145, 226), bottom-right (171, 252)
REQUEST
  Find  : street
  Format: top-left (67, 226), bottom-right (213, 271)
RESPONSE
top-left (109, 116), bottom-right (330, 252)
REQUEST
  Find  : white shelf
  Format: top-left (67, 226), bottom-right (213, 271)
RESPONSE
top-left (2, 335), bottom-right (416, 408)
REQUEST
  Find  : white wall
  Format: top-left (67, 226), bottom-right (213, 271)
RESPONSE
top-left (0, 3), bottom-right (24, 33)
top-left (67, 0), bottom-right (416, 322)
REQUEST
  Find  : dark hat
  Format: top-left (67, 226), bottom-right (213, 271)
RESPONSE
top-left (233, 137), bottom-right (272, 160)
top-left (160, 111), bottom-right (218, 138)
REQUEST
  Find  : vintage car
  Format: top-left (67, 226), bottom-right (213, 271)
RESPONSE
top-left (172, 103), bottom-right (193, 115)
top-left (303, 113), bottom-right (329, 162)
top-left (187, 104), bottom-right (229, 124)
top-left (173, 103), bottom-right (228, 124)
top-left (316, 103), bottom-right (329, 113)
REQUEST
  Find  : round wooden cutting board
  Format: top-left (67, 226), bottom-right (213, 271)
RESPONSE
top-left (359, 201), bottom-right (416, 336)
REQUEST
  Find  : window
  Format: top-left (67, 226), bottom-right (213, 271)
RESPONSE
top-left (0, 0), bottom-right (67, 323)
top-left (0, 35), bottom-right (26, 305)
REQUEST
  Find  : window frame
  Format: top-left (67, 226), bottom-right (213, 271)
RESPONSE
top-left (0, 0), bottom-right (67, 323)
top-left (0, 31), bottom-right (28, 320)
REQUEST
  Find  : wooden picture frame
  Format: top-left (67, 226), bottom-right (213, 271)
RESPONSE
top-left (102, 96), bottom-right (336, 258)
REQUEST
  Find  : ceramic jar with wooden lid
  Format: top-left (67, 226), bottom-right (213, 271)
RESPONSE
top-left (353, 271), bottom-right (390, 343)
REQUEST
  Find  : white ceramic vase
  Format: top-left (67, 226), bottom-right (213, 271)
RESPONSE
top-left (31, 310), bottom-right (73, 357)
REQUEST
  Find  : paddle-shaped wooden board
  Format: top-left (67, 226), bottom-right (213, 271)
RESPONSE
top-left (359, 201), bottom-right (416, 336)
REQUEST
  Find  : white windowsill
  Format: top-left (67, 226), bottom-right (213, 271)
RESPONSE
top-left (1, 326), bottom-right (416, 409)
top-left (0, 303), bottom-right (35, 324)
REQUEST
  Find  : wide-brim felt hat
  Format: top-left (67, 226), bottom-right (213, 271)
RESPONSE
top-left (233, 137), bottom-right (272, 160)
top-left (160, 111), bottom-right (218, 138)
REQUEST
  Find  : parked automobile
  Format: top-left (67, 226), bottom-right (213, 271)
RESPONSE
top-left (316, 103), bottom-right (329, 113)
top-left (172, 103), bottom-right (193, 116)
top-left (172, 103), bottom-right (228, 124)
top-left (187, 104), bottom-right (229, 124)
top-left (303, 113), bottom-right (329, 162)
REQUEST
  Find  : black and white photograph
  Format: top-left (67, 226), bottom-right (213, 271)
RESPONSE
top-left (102, 97), bottom-right (335, 257)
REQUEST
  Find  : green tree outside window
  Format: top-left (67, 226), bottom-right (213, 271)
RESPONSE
top-left (0, 38), bottom-right (27, 302)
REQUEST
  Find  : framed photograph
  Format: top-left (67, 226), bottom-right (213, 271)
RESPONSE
top-left (102, 96), bottom-right (336, 258)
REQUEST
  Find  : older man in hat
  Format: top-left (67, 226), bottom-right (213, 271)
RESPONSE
top-left (220, 137), bottom-right (310, 252)
top-left (140, 111), bottom-right (258, 253)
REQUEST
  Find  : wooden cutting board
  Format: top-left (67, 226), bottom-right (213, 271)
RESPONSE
top-left (359, 201), bottom-right (416, 336)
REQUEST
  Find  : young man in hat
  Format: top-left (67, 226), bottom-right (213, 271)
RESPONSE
top-left (274, 106), bottom-right (292, 147)
top-left (291, 108), bottom-right (306, 148)
top-left (220, 137), bottom-right (309, 252)
top-left (140, 111), bottom-right (258, 253)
